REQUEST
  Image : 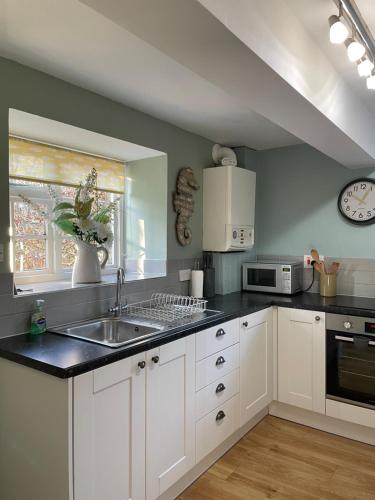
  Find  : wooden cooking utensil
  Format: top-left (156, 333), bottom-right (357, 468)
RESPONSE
top-left (311, 249), bottom-right (320, 263)
top-left (311, 249), bottom-right (326, 273)
top-left (330, 262), bottom-right (340, 274)
top-left (313, 262), bottom-right (323, 274)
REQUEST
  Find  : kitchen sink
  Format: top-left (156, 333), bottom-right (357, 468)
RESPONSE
top-left (49, 308), bottom-right (224, 348)
top-left (49, 318), bottom-right (164, 348)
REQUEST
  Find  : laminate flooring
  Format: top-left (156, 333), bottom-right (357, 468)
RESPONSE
top-left (179, 416), bottom-right (375, 499)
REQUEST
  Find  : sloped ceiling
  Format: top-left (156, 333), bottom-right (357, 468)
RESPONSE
top-left (1, 0), bottom-right (375, 168)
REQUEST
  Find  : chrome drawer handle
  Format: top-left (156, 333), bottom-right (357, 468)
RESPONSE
top-left (216, 356), bottom-right (226, 366)
top-left (216, 328), bottom-right (226, 337)
top-left (216, 410), bottom-right (226, 421)
top-left (216, 383), bottom-right (226, 393)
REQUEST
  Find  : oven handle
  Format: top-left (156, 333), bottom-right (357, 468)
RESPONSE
top-left (335, 335), bottom-right (354, 342)
top-left (335, 335), bottom-right (375, 347)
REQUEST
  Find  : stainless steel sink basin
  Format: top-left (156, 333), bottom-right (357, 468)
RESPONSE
top-left (49, 318), bottom-right (163, 348)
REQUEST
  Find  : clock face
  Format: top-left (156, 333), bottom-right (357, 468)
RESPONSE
top-left (338, 178), bottom-right (375, 224)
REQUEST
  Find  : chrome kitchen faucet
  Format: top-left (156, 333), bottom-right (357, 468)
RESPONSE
top-left (109, 267), bottom-right (126, 317)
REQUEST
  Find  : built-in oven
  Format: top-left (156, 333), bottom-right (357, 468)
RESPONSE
top-left (326, 313), bottom-right (375, 409)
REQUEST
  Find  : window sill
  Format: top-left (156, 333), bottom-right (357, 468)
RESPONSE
top-left (14, 271), bottom-right (166, 296)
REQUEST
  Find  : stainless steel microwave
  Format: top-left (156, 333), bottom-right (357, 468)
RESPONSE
top-left (242, 262), bottom-right (302, 295)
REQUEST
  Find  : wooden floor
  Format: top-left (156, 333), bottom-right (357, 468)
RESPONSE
top-left (179, 416), bottom-right (375, 499)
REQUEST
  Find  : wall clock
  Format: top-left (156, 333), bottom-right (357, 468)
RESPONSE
top-left (338, 178), bottom-right (375, 224)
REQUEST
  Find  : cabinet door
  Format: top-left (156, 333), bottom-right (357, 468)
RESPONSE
top-left (146, 336), bottom-right (195, 500)
top-left (73, 353), bottom-right (146, 500)
top-left (278, 308), bottom-right (325, 414)
top-left (240, 307), bottom-right (273, 425)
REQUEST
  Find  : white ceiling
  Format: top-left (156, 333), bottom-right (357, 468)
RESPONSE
top-left (287, 0), bottom-right (375, 116)
top-left (9, 109), bottom-right (164, 161)
top-left (0, 0), bottom-right (300, 151)
top-left (2, 0), bottom-right (375, 167)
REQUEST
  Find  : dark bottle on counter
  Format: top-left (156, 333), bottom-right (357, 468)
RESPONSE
top-left (203, 251), bottom-right (215, 298)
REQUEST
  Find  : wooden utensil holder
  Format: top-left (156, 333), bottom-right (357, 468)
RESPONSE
top-left (320, 273), bottom-right (337, 297)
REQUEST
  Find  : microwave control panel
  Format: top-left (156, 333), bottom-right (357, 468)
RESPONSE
top-left (281, 266), bottom-right (292, 293)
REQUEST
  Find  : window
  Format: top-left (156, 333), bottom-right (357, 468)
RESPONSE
top-left (9, 137), bottom-right (125, 285)
top-left (10, 180), bottom-right (121, 283)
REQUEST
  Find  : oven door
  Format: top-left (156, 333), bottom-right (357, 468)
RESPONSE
top-left (326, 330), bottom-right (375, 408)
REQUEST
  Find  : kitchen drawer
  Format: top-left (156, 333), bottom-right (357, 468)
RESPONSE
top-left (196, 343), bottom-right (240, 391)
top-left (195, 369), bottom-right (240, 421)
top-left (196, 394), bottom-right (240, 463)
top-left (196, 319), bottom-right (239, 361)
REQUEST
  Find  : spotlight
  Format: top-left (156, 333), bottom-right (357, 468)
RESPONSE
top-left (345, 38), bottom-right (366, 62)
top-left (329, 15), bottom-right (348, 44)
top-left (357, 57), bottom-right (374, 77)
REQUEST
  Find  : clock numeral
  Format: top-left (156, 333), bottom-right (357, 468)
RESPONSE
top-left (346, 206), bottom-right (350, 211)
top-left (368, 211), bottom-right (372, 217)
top-left (361, 183), bottom-right (367, 190)
top-left (352, 211), bottom-right (357, 216)
top-left (347, 191), bottom-right (352, 197)
top-left (344, 198), bottom-right (348, 203)
top-left (354, 186), bottom-right (359, 192)
top-left (359, 213), bottom-right (363, 219)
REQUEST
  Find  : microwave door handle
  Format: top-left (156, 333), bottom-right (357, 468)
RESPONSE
top-left (335, 335), bottom-right (354, 342)
top-left (369, 341), bottom-right (375, 347)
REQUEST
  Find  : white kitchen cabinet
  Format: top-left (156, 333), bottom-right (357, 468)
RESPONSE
top-left (146, 335), bottom-right (196, 500)
top-left (196, 394), bottom-right (240, 463)
top-left (278, 307), bottom-right (325, 414)
top-left (73, 352), bottom-right (146, 500)
top-left (240, 307), bottom-right (273, 425)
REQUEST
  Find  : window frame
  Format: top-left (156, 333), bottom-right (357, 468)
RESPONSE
top-left (9, 183), bottom-right (122, 285)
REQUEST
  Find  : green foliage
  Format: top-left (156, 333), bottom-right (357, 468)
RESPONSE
top-left (76, 198), bottom-right (94, 219)
top-left (53, 202), bottom-right (75, 212)
top-left (54, 212), bottom-right (77, 222)
top-left (54, 219), bottom-right (76, 236)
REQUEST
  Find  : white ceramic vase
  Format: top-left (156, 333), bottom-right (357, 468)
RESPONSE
top-left (72, 241), bottom-right (109, 285)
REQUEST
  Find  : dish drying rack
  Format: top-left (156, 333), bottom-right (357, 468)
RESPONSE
top-left (124, 293), bottom-right (208, 323)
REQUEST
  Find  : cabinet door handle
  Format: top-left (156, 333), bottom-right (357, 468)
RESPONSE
top-left (315, 316), bottom-right (321, 321)
top-left (216, 328), bottom-right (226, 337)
top-left (151, 355), bottom-right (159, 364)
top-left (242, 321), bottom-right (249, 327)
top-left (138, 361), bottom-right (146, 369)
top-left (216, 356), bottom-right (226, 366)
top-left (216, 410), bottom-right (226, 421)
top-left (216, 383), bottom-right (226, 393)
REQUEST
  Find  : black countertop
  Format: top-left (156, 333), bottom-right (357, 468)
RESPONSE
top-left (1, 291), bottom-right (375, 379)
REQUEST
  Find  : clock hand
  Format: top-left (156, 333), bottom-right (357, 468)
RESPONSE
top-left (352, 194), bottom-right (363, 203)
top-left (359, 191), bottom-right (369, 205)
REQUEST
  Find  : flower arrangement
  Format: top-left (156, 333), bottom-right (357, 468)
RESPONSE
top-left (19, 168), bottom-right (118, 248)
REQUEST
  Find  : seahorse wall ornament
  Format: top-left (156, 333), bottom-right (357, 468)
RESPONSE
top-left (173, 167), bottom-right (199, 246)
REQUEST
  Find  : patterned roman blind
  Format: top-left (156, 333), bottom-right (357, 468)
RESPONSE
top-left (9, 136), bottom-right (125, 194)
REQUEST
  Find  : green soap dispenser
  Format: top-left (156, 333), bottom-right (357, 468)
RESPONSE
top-left (29, 299), bottom-right (47, 335)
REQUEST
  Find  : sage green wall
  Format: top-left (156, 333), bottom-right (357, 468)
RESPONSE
top-left (238, 144), bottom-right (375, 258)
top-left (0, 57), bottom-right (212, 273)
top-left (126, 155), bottom-right (167, 261)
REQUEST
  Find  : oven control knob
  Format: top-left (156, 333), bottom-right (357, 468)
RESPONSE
top-left (343, 321), bottom-right (352, 330)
